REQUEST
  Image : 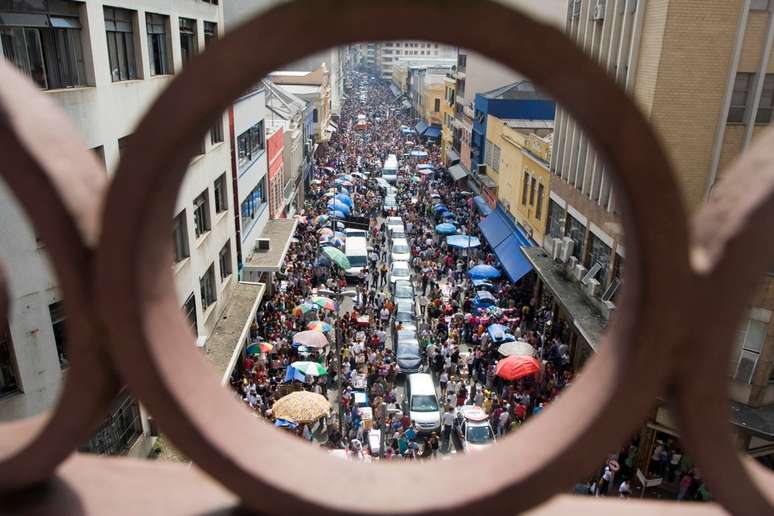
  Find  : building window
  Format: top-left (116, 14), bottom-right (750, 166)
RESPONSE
top-left (237, 120), bottom-right (265, 172)
top-left (80, 391), bottom-right (142, 456)
top-left (547, 200), bottom-right (565, 239)
top-left (179, 17), bottom-right (197, 66)
top-left (521, 172), bottom-right (529, 205)
top-left (201, 0), bottom-right (219, 4)
top-left (535, 183), bottom-right (545, 220)
top-left (313, 109), bottom-right (318, 123)
top-left (213, 173), bottom-right (228, 213)
top-left (211, 117), bottom-right (224, 144)
top-left (183, 293), bottom-right (197, 334)
top-left (0, 2), bottom-right (86, 90)
top-left (104, 6), bottom-right (137, 82)
top-left (0, 322), bottom-right (19, 397)
top-left (48, 301), bottom-right (68, 369)
top-left (586, 234), bottom-right (611, 286)
top-left (434, 98), bottom-right (440, 112)
top-left (751, 0), bottom-right (771, 10)
top-left (193, 190), bottom-right (211, 238)
top-left (203, 21), bottom-right (217, 47)
top-left (728, 72), bottom-right (753, 124)
top-left (145, 13), bottom-right (170, 76)
top-left (240, 178), bottom-right (267, 239)
top-left (199, 264), bottom-right (217, 310)
top-left (485, 141), bottom-right (500, 172)
top-left (733, 317), bottom-right (768, 384)
top-left (566, 215), bottom-right (585, 260)
top-left (756, 73), bottom-right (774, 124)
top-left (118, 134), bottom-right (131, 156)
top-left (173, 210), bottom-right (189, 262)
top-left (219, 241), bottom-right (232, 281)
top-left (529, 176), bottom-right (537, 205)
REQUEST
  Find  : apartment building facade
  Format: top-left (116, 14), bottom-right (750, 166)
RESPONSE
top-left (377, 40), bottom-right (456, 80)
top-left (0, 0), bottom-right (232, 457)
top-left (540, 0), bottom-right (774, 461)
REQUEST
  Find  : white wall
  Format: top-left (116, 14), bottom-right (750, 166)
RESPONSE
top-left (0, 0), bottom-right (229, 420)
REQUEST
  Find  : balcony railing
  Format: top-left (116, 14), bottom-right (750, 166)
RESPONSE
top-left (1, 0), bottom-right (773, 515)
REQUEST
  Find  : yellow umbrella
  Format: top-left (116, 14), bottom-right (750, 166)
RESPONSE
top-left (272, 391), bottom-right (331, 424)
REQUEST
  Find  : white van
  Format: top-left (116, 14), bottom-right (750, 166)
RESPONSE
top-left (344, 236), bottom-right (368, 281)
top-left (405, 373), bottom-right (441, 434)
top-left (382, 154), bottom-right (399, 183)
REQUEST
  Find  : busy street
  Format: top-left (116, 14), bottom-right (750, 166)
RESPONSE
top-left (230, 71), bottom-right (578, 462)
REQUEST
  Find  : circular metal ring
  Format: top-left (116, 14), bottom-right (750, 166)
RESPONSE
top-left (95, 0), bottom-right (690, 513)
top-left (0, 61), bottom-right (119, 491)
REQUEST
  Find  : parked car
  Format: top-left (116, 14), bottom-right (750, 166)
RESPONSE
top-left (390, 238), bottom-right (411, 263)
top-left (454, 405), bottom-right (496, 453)
top-left (383, 195), bottom-right (398, 216)
top-left (394, 300), bottom-right (417, 333)
top-left (389, 261), bottom-right (411, 285)
top-left (386, 216), bottom-right (403, 227)
top-left (393, 279), bottom-right (414, 301)
top-left (404, 373), bottom-right (441, 434)
top-left (395, 338), bottom-right (422, 374)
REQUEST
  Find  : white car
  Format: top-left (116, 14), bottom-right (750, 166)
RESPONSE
top-left (386, 216), bottom-right (403, 227)
top-left (389, 261), bottom-right (411, 285)
top-left (390, 238), bottom-right (411, 263)
top-left (454, 406), bottom-right (496, 453)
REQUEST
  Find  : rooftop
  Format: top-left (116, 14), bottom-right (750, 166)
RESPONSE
top-left (481, 80), bottom-right (550, 101)
top-left (204, 282), bottom-right (265, 384)
top-left (243, 218), bottom-right (298, 273)
top-left (503, 119), bottom-right (555, 130)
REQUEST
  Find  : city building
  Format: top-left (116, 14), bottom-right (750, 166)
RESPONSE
top-left (441, 74), bottom-right (458, 166)
top-left (376, 41), bottom-right (456, 80)
top-left (535, 0), bottom-right (774, 466)
top-left (266, 123), bottom-right (286, 219)
top-left (0, 0), bottom-right (238, 457)
top-left (263, 79), bottom-right (312, 214)
top-left (269, 67), bottom-right (333, 144)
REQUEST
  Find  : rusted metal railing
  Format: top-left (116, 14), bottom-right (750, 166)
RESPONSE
top-left (0, 0), bottom-right (772, 514)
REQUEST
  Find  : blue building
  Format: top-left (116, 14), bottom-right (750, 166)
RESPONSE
top-left (471, 81), bottom-right (555, 170)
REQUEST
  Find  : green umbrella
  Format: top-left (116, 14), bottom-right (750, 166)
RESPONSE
top-left (321, 246), bottom-right (351, 269)
top-left (291, 361), bottom-right (328, 377)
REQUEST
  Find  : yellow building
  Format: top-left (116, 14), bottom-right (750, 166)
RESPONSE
top-left (441, 76), bottom-right (457, 165)
top-left (421, 80), bottom-right (445, 127)
top-left (484, 114), bottom-right (554, 244)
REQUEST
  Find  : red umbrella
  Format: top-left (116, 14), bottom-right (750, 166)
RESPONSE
top-left (495, 356), bottom-right (541, 381)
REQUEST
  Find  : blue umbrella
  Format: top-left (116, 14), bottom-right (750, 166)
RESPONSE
top-left (335, 178), bottom-right (353, 187)
top-left (432, 204), bottom-right (448, 212)
top-left (329, 210), bottom-right (347, 219)
top-left (337, 174), bottom-right (354, 181)
top-left (442, 212), bottom-right (457, 220)
top-left (327, 200), bottom-right (351, 214)
top-left (274, 419), bottom-right (299, 429)
top-left (487, 324), bottom-right (509, 341)
top-left (417, 163), bottom-right (434, 170)
top-left (335, 194), bottom-right (353, 206)
top-left (435, 223), bottom-right (458, 235)
top-left (446, 235), bottom-right (481, 249)
top-left (338, 187), bottom-right (350, 195)
top-left (468, 264), bottom-right (501, 280)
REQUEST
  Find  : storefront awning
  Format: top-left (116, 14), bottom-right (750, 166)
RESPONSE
top-left (390, 84), bottom-right (401, 97)
top-left (424, 125), bottom-right (441, 139)
top-left (448, 164), bottom-right (468, 181)
top-left (731, 401), bottom-right (774, 439)
top-left (205, 282), bottom-right (266, 384)
top-left (473, 195), bottom-right (493, 216)
top-left (480, 206), bottom-right (535, 283)
top-left (402, 100), bottom-right (412, 110)
top-left (243, 218), bottom-right (298, 273)
top-left (415, 120), bottom-right (429, 135)
top-left (446, 149), bottom-right (460, 165)
top-left (522, 247), bottom-right (606, 351)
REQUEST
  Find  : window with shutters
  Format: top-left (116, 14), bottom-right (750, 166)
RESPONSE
top-left (146, 13), bottom-right (170, 76)
top-left (173, 210), bottom-right (189, 262)
top-left (213, 173), bottom-right (227, 214)
top-left (199, 264), bottom-right (217, 310)
top-left (536, 183), bottom-right (545, 220)
top-left (179, 17), bottom-right (197, 66)
top-left (0, 1), bottom-right (87, 89)
top-left (521, 171), bottom-right (529, 205)
top-left (755, 73), bottom-right (774, 125)
top-left (49, 301), bottom-right (68, 369)
top-left (219, 241), bottom-right (232, 281)
top-left (728, 72), bottom-right (753, 124)
top-left (104, 6), bottom-right (137, 82)
top-left (203, 21), bottom-right (216, 48)
top-left (193, 190), bottom-right (211, 239)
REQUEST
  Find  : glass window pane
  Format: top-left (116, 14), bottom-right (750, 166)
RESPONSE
top-left (23, 28), bottom-right (46, 88)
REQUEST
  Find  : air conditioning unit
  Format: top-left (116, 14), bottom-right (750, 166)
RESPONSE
top-left (255, 238), bottom-right (271, 252)
top-left (560, 237), bottom-right (574, 262)
top-left (591, 0), bottom-right (606, 20)
top-left (574, 264), bottom-right (587, 282)
top-left (551, 238), bottom-right (563, 260)
top-left (585, 278), bottom-right (600, 298)
top-left (568, 255), bottom-right (579, 271)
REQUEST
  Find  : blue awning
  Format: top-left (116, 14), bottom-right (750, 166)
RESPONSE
top-left (480, 210), bottom-right (512, 248)
top-left (494, 235), bottom-right (534, 283)
top-left (473, 195), bottom-right (492, 216)
top-left (415, 120), bottom-right (429, 134)
top-left (424, 125), bottom-right (441, 139)
top-left (480, 206), bottom-right (535, 283)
